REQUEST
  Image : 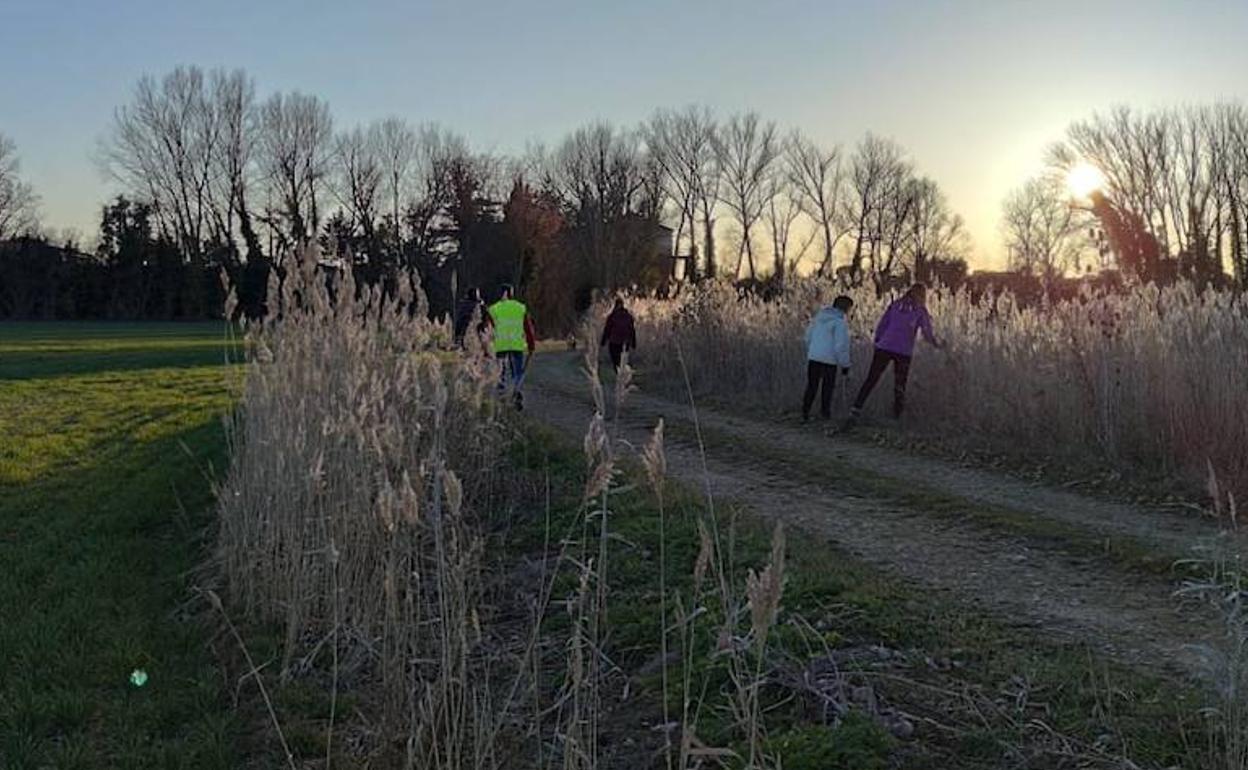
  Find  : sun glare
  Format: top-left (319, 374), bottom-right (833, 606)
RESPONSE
top-left (1066, 162), bottom-right (1105, 199)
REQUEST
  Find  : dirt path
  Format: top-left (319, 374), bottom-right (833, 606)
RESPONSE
top-left (525, 352), bottom-right (1224, 680)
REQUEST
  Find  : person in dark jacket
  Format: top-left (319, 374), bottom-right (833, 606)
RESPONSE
top-left (600, 298), bottom-right (637, 371)
top-left (453, 287), bottom-right (484, 346)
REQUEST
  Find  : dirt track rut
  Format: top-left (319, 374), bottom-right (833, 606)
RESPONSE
top-left (525, 352), bottom-right (1225, 680)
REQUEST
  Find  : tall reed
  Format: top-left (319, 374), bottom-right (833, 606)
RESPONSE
top-left (592, 279), bottom-right (1248, 502)
top-left (216, 249), bottom-right (505, 765)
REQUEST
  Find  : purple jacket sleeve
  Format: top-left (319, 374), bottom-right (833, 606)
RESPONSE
top-left (918, 308), bottom-right (936, 346)
top-left (873, 304), bottom-right (894, 346)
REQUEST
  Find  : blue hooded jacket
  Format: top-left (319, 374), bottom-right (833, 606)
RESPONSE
top-left (804, 306), bottom-right (851, 367)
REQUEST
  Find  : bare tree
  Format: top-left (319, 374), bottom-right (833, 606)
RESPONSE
top-left (208, 70), bottom-right (259, 260)
top-left (644, 106), bottom-right (723, 281)
top-left (395, 125), bottom-right (504, 293)
top-left (548, 122), bottom-right (655, 289)
top-left (905, 177), bottom-right (968, 282)
top-left (1209, 103), bottom-right (1248, 282)
top-left (0, 134), bottom-right (38, 239)
top-left (406, 124), bottom-right (469, 255)
top-left (549, 123), bottom-right (650, 215)
top-left (843, 135), bottom-right (903, 285)
top-left (1049, 105), bottom-right (1231, 281)
top-left (715, 111), bottom-right (779, 281)
top-left (102, 66), bottom-right (264, 271)
top-left (692, 115), bottom-right (722, 280)
top-left (1002, 177), bottom-right (1082, 277)
top-left (762, 166), bottom-right (810, 283)
top-left (870, 165), bottom-right (918, 289)
top-left (104, 66), bottom-right (226, 262)
top-left (332, 126), bottom-right (382, 243)
top-left (843, 134), bottom-right (910, 286)
top-left (258, 91), bottom-right (333, 251)
top-left (644, 110), bottom-right (697, 281)
top-left (786, 131), bottom-right (845, 277)
top-left (372, 117), bottom-right (417, 245)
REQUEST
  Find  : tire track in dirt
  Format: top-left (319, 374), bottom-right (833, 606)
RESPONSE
top-left (683, 409), bottom-right (1215, 559)
top-left (525, 352), bottom-right (1219, 679)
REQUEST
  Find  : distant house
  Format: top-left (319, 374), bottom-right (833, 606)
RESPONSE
top-left (651, 222), bottom-right (676, 282)
top-left (613, 216), bottom-right (675, 289)
top-left (653, 222), bottom-right (674, 260)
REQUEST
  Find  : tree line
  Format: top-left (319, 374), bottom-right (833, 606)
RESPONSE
top-left (1003, 104), bottom-right (1248, 287)
top-left (4, 67), bottom-right (1248, 324)
top-left (0, 66), bottom-right (977, 326)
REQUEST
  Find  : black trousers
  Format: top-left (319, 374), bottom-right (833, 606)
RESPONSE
top-left (852, 348), bottom-right (912, 417)
top-left (607, 343), bottom-right (627, 370)
top-left (802, 360), bottom-right (840, 419)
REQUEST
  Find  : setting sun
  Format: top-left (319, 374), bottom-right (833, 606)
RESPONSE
top-left (1066, 162), bottom-right (1106, 199)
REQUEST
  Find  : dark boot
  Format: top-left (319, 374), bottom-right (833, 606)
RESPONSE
top-left (842, 406), bottom-right (862, 430)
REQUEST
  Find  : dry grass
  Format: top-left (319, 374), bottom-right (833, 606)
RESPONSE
top-left (1175, 469), bottom-right (1248, 770)
top-left (215, 250), bottom-right (507, 765)
top-left (212, 258), bottom-right (1227, 768)
top-left (595, 279), bottom-right (1248, 504)
top-left (213, 251), bottom-right (782, 769)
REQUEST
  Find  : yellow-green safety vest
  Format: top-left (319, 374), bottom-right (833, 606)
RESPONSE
top-left (489, 299), bottom-right (528, 353)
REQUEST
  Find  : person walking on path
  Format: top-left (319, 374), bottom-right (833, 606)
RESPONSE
top-left (600, 298), bottom-right (637, 371)
top-left (453, 287), bottom-right (485, 347)
top-left (848, 282), bottom-right (944, 423)
top-left (487, 284), bottom-right (537, 410)
top-left (802, 295), bottom-right (854, 422)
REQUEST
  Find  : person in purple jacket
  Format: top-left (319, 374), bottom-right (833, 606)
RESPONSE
top-left (848, 282), bottom-right (944, 423)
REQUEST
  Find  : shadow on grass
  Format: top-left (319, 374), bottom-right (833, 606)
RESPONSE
top-left (0, 416), bottom-right (242, 768)
top-left (0, 343), bottom-right (243, 381)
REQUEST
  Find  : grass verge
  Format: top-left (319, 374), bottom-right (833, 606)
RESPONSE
top-left (0, 321), bottom-right (244, 767)
top-left (506, 419), bottom-right (1206, 768)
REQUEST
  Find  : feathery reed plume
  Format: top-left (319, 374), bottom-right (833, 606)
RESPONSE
top-left (693, 520), bottom-right (713, 598)
top-left (743, 523), bottom-right (786, 767)
top-left (746, 524), bottom-right (786, 649)
top-left (641, 418), bottom-right (667, 491)
top-left (216, 245), bottom-right (506, 767)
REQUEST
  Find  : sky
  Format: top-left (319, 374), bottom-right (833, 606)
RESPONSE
top-left (2, 0), bottom-right (1247, 269)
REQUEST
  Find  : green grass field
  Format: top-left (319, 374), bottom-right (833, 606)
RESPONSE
top-left (0, 322), bottom-right (243, 768)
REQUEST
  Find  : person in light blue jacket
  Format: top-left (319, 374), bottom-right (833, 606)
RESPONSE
top-left (802, 295), bottom-right (854, 421)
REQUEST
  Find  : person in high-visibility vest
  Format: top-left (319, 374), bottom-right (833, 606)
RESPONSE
top-left (486, 284), bottom-right (537, 410)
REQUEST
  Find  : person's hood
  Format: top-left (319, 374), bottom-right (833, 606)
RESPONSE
top-left (813, 306), bottom-right (844, 324)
